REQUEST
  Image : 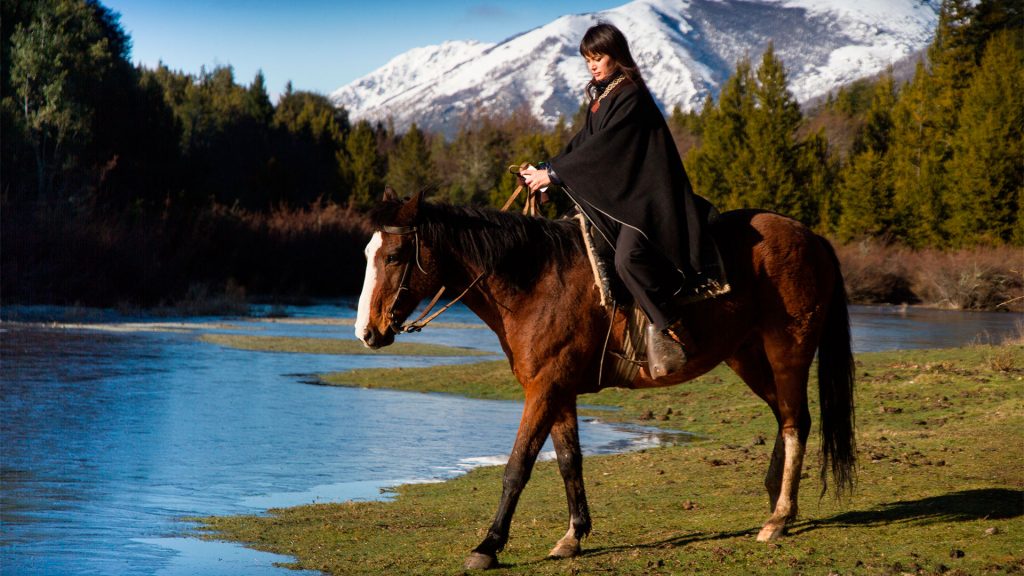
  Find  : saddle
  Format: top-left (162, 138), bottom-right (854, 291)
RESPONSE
top-left (575, 197), bottom-right (731, 388)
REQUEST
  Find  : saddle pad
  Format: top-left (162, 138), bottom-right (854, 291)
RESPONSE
top-left (596, 302), bottom-right (648, 389)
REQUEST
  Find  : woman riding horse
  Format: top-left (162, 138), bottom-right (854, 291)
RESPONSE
top-left (522, 22), bottom-right (707, 378)
top-left (356, 191), bottom-right (856, 570)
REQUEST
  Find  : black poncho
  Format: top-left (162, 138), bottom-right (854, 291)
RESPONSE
top-left (550, 77), bottom-right (703, 277)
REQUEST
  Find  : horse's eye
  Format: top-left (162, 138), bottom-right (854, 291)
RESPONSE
top-left (385, 253), bottom-right (399, 264)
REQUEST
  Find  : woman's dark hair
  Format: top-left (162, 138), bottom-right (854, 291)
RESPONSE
top-left (579, 22), bottom-right (645, 100)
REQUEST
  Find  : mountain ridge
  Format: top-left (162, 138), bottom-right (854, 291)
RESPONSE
top-left (331, 0), bottom-right (940, 136)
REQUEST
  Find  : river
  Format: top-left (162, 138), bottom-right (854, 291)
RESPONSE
top-left (0, 303), bottom-right (1020, 575)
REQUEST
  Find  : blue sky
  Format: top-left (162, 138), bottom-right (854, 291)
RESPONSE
top-left (104, 0), bottom-right (625, 101)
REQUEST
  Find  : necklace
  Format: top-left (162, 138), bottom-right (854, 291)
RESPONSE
top-left (591, 75), bottom-right (626, 112)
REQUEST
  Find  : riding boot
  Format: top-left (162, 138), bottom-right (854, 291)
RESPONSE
top-left (646, 322), bottom-right (687, 379)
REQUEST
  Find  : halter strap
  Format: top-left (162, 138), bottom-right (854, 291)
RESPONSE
top-left (382, 224), bottom-right (417, 235)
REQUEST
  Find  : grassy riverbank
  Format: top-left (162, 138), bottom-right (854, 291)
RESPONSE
top-left (199, 345), bottom-right (1023, 575)
top-left (199, 333), bottom-right (490, 357)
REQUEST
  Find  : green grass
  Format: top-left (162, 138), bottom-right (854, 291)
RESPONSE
top-left (255, 317), bottom-right (487, 330)
top-left (199, 333), bottom-right (491, 357)
top-left (198, 345), bottom-right (1024, 575)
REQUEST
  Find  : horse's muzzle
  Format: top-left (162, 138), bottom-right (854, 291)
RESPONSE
top-left (361, 326), bottom-right (395, 349)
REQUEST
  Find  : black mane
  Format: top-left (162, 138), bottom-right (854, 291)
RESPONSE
top-left (371, 200), bottom-right (585, 290)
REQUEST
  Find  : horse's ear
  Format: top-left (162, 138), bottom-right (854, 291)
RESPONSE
top-left (382, 185), bottom-right (398, 202)
top-left (397, 189), bottom-right (425, 223)
top-left (408, 189), bottom-right (425, 210)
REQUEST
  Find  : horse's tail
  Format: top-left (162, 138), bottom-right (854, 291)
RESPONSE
top-left (816, 237), bottom-right (857, 498)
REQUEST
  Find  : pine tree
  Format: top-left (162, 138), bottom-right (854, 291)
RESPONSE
top-left (385, 123), bottom-right (434, 197)
top-left (828, 78), bottom-right (876, 117)
top-left (273, 90), bottom-right (343, 144)
top-left (443, 118), bottom-right (503, 205)
top-left (545, 115), bottom-right (572, 159)
top-left (799, 130), bottom-right (839, 232)
top-left (686, 48), bottom-right (836, 227)
top-left (973, 0), bottom-right (1024, 59)
top-left (838, 149), bottom-right (896, 240)
top-left (270, 90), bottom-right (347, 206)
top-left (345, 120), bottom-right (383, 210)
top-left (856, 71), bottom-right (896, 156)
top-left (747, 43), bottom-right (806, 221)
top-left (668, 104), bottom-right (702, 160)
top-left (889, 61), bottom-right (946, 246)
top-left (246, 71), bottom-right (274, 125)
top-left (687, 58), bottom-right (755, 210)
top-left (837, 72), bottom-right (897, 240)
top-left (943, 30), bottom-right (1024, 245)
top-left (925, 0), bottom-right (981, 190)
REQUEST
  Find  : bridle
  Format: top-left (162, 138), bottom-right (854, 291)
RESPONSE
top-left (381, 224), bottom-right (485, 334)
top-left (380, 170), bottom-right (534, 334)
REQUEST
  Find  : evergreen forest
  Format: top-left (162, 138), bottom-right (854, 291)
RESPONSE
top-left (3, 0), bottom-right (1021, 308)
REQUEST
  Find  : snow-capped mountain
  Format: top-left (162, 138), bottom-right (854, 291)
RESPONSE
top-left (331, 0), bottom-right (939, 135)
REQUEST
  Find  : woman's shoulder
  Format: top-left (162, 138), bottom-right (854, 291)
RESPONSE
top-left (617, 77), bottom-right (641, 97)
top-left (612, 78), bottom-right (658, 106)
top-left (595, 77), bottom-right (636, 109)
top-left (604, 78), bottom-right (654, 112)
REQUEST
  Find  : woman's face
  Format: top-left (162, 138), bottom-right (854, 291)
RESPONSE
top-left (584, 52), bottom-right (615, 83)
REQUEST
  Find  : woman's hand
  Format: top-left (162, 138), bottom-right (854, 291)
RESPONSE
top-left (520, 166), bottom-right (551, 192)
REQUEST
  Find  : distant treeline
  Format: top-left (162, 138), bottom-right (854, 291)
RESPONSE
top-left (2, 0), bottom-right (1021, 307)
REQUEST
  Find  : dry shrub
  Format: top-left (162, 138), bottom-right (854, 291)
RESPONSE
top-left (2, 200), bottom-right (373, 308)
top-left (834, 239), bottom-right (919, 304)
top-left (909, 246), bottom-right (1024, 311)
top-left (834, 239), bottom-right (1024, 311)
top-left (198, 201), bottom-right (374, 300)
top-left (987, 347), bottom-right (1019, 372)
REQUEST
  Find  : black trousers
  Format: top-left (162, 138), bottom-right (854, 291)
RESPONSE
top-left (589, 211), bottom-right (683, 331)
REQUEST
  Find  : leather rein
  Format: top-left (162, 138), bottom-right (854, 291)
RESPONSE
top-left (382, 165), bottom-right (536, 334)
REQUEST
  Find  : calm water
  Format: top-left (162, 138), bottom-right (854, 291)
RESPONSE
top-left (1, 303), bottom-right (1020, 575)
top-left (850, 304), bottom-right (1021, 352)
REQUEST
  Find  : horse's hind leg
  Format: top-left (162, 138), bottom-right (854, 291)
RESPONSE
top-left (727, 337), bottom-right (810, 541)
top-left (758, 356), bottom-right (812, 541)
top-left (548, 400), bottom-right (591, 559)
top-left (758, 421), bottom-right (808, 541)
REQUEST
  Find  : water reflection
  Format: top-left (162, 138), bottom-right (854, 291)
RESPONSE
top-left (849, 304), bottom-right (1021, 352)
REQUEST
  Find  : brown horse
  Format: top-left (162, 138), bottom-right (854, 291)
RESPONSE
top-left (355, 189), bottom-right (856, 570)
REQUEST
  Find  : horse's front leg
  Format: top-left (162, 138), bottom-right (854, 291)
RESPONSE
top-left (465, 390), bottom-right (559, 570)
top-left (548, 400), bottom-right (591, 559)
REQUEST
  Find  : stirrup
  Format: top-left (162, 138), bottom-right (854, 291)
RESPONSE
top-left (664, 320), bottom-right (698, 355)
top-left (646, 323), bottom-right (687, 378)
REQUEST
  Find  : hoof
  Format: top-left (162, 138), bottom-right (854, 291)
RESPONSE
top-left (464, 552), bottom-right (498, 570)
top-left (756, 522), bottom-right (785, 542)
top-left (548, 537), bottom-right (581, 559)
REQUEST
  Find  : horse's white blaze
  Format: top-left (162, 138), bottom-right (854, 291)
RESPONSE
top-left (355, 232), bottom-right (383, 345)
